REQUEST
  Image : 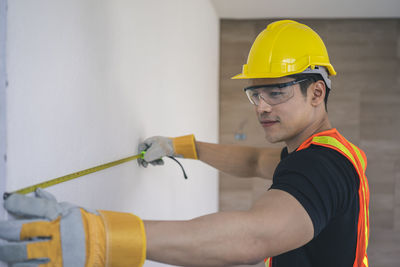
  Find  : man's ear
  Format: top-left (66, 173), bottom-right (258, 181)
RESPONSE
top-left (310, 80), bottom-right (326, 107)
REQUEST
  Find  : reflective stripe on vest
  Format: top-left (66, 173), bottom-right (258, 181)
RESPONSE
top-left (265, 129), bottom-right (370, 267)
top-left (264, 257), bottom-right (272, 267)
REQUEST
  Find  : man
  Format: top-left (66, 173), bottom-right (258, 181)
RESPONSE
top-left (0, 20), bottom-right (369, 267)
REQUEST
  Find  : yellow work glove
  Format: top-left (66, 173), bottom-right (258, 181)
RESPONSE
top-left (138, 134), bottom-right (198, 167)
top-left (0, 189), bottom-right (146, 267)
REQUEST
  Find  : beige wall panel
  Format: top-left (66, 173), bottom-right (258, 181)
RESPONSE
top-left (395, 160), bottom-right (400, 231)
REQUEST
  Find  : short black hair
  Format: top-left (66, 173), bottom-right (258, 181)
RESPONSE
top-left (289, 73), bottom-right (330, 111)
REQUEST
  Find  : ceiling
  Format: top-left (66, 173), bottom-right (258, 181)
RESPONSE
top-left (211, 0), bottom-right (400, 19)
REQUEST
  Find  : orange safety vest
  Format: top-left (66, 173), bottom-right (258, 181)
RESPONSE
top-left (265, 128), bottom-right (370, 267)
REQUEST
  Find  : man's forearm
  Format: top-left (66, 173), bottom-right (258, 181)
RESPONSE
top-left (144, 211), bottom-right (268, 266)
top-left (196, 141), bottom-right (281, 179)
top-left (144, 189), bottom-right (314, 267)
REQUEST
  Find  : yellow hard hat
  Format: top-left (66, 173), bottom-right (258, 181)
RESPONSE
top-left (232, 20), bottom-right (336, 80)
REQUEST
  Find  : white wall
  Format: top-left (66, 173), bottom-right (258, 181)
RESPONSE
top-left (0, 0), bottom-right (6, 222)
top-left (211, 0), bottom-right (400, 19)
top-left (3, 1), bottom-right (219, 266)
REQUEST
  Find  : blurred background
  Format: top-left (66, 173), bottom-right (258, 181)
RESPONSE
top-left (1, 0), bottom-right (399, 266)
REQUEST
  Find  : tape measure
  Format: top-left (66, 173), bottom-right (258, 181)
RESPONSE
top-left (3, 151), bottom-right (146, 200)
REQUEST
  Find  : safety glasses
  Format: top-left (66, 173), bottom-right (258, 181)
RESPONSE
top-left (244, 79), bottom-right (309, 106)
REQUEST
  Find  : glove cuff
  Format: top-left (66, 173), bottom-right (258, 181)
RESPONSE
top-left (172, 134), bottom-right (198, 159)
top-left (99, 210), bottom-right (146, 267)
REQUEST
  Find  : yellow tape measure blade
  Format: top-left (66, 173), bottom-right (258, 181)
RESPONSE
top-left (3, 152), bottom-right (145, 200)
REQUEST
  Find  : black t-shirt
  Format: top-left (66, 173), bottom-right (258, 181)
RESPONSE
top-left (269, 145), bottom-right (360, 267)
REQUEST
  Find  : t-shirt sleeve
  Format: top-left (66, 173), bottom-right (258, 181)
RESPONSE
top-left (269, 147), bottom-right (355, 237)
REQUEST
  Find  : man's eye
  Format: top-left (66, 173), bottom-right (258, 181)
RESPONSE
top-left (251, 92), bottom-right (259, 98)
top-left (268, 91), bottom-right (284, 97)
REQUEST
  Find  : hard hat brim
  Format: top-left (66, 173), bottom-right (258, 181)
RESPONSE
top-left (231, 64), bottom-right (336, 80)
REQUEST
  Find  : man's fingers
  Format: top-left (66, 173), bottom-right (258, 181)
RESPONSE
top-left (143, 146), bottom-right (167, 162)
top-left (150, 159), bottom-right (164, 166)
top-left (137, 158), bottom-right (148, 168)
top-left (4, 194), bottom-right (60, 220)
top-left (34, 189), bottom-right (57, 202)
top-left (138, 143), bottom-right (148, 153)
top-left (138, 136), bottom-right (174, 166)
top-left (0, 240), bottom-right (29, 262)
top-left (0, 219), bottom-right (43, 241)
top-left (0, 239), bottom-right (51, 265)
top-left (12, 261), bottom-right (45, 267)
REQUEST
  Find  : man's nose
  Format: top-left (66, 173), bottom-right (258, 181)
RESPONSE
top-left (256, 98), bottom-right (273, 113)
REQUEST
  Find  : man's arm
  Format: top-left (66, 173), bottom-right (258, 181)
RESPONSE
top-left (145, 189), bottom-right (314, 266)
top-left (196, 141), bottom-right (281, 180)
top-left (138, 135), bottom-right (281, 180)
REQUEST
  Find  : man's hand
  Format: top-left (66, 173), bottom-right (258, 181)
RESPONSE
top-left (138, 134), bottom-right (198, 167)
top-left (0, 189), bottom-right (146, 267)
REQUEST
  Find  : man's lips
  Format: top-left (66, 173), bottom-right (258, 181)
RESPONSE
top-left (259, 120), bottom-right (279, 127)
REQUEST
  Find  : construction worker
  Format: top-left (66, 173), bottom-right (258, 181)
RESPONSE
top-left (0, 20), bottom-right (369, 267)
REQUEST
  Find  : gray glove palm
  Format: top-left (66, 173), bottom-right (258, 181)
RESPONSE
top-left (0, 189), bottom-right (90, 267)
top-left (138, 136), bottom-right (175, 167)
top-left (0, 189), bottom-right (146, 267)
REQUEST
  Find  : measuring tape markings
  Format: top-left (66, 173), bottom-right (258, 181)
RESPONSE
top-left (3, 151), bottom-right (145, 199)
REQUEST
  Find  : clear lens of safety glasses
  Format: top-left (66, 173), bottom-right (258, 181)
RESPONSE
top-left (244, 79), bottom-right (309, 106)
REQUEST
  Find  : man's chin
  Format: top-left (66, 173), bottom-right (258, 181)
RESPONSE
top-left (264, 133), bottom-right (284, 144)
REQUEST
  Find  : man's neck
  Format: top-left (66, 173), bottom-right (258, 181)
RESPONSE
top-left (286, 116), bottom-right (332, 153)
